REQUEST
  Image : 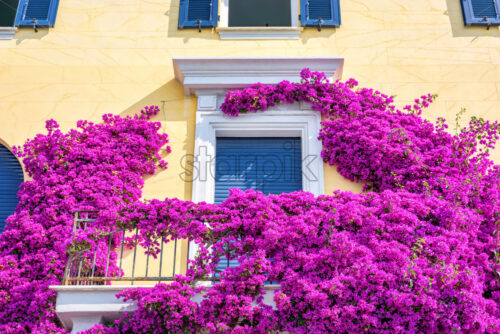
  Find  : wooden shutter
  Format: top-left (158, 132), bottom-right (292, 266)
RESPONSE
top-left (178, 0), bottom-right (218, 29)
top-left (300, 0), bottom-right (341, 27)
top-left (0, 145), bottom-right (23, 233)
top-left (461, 0), bottom-right (500, 26)
top-left (14, 0), bottom-right (60, 26)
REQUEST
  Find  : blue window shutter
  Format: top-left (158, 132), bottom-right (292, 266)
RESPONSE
top-left (178, 0), bottom-right (218, 29)
top-left (0, 145), bottom-right (23, 233)
top-left (214, 137), bottom-right (302, 204)
top-left (461, 0), bottom-right (500, 26)
top-left (300, 0), bottom-right (341, 27)
top-left (14, 0), bottom-right (60, 27)
top-left (213, 138), bottom-right (302, 276)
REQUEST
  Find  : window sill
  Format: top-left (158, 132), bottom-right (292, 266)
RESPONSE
top-left (216, 26), bottom-right (303, 40)
top-left (0, 27), bottom-right (17, 40)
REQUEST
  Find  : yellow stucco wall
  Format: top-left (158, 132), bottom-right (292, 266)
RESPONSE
top-left (0, 0), bottom-right (499, 279)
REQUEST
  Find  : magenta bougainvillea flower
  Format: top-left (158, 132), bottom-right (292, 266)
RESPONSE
top-left (1, 70), bottom-right (500, 333)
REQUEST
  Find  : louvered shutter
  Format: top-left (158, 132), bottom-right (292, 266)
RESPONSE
top-left (213, 137), bottom-right (302, 278)
top-left (0, 145), bottom-right (23, 233)
top-left (14, 0), bottom-right (60, 26)
top-left (300, 0), bottom-right (341, 27)
top-left (214, 137), bottom-right (302, 204)
top-left (178, 0), bottom-right (218, 29)
top-left (461, 0), bottom-right (500, 25)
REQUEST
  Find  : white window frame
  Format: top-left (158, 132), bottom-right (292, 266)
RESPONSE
top-left (192, 96), bottom-right (324, 204)
top-left (189, 95), bottom-right (324, 262)
top-left (217, 0), bottom-right (302, 39)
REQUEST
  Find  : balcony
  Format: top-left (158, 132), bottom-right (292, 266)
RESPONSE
top-left (50, 211), bottom-right (279, 333)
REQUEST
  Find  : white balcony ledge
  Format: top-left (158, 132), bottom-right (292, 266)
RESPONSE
top-left (50, 284), bottom-right (281, 333)
top-left (0, 27), bottom-right (17, 40)
top-left (217, 26), bottom-right (303, 40)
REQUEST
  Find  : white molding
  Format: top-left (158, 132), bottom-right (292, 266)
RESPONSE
top-left (217, 27), bottom-right (302, 40)
top-left (173, 57), bottom-right (344, 95)
top-left (0, 27), bottom-right (17, 40)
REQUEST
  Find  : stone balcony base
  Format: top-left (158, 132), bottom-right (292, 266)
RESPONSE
top-left (50, 284), bottom-right (281, 333)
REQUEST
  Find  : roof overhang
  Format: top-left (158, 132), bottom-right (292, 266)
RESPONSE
top-left (173, 57), bottom-right (344, 95)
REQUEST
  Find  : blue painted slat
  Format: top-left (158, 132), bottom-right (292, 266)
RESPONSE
top-left (300, 0), bottom-right (341, 27)
top-left (15, 0), bottom-right (60, 26)
top-left (309, 0), bottom-right (332, 20)
top-left (187, 0), bottom-right (212, 20)
top-left (178, 0), bottom-right (218, 29)
top-left (0, 145), bottom-right (23, 233)
top-left (472, 0), bottom-right (498, 18)
top-left (25, 0), bottom-right (50, 20)
top-left (213, 137), bottom-right (302, 277)
top-left (461, 0), bottom-right (500, 26)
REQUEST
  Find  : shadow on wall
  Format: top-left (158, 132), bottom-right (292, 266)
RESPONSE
top-left (119, 78), bottom-right (196, 201)
top-left (445, 0), bottom-right (500, 38)
top-left (300, 27), bottom-right (336, 44)
top-left (13, 27), bottom-right (49, 45)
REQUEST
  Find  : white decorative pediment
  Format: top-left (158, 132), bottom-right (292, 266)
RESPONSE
top-left (173, 57), bottom-right (344, 95)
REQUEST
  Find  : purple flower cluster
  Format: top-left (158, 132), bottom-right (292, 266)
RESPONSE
top-left (84, 186), bottom-right (498, 333)
top-left (0, 106), bottom-right (169, 333)
top-left (1, 69), bottom-right (500, 333)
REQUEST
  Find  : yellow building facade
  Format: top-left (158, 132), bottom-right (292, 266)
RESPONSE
top-left (0, 1), bottom-right (499, 330)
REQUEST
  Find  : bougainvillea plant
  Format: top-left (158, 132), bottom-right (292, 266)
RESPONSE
top-left (1, 69), bottom-right (499, 333)
top-left (0, 106), bottom-right (170, 333)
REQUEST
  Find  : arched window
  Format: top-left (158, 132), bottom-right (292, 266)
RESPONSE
top-left (0, 144), bottom-right (23, 232)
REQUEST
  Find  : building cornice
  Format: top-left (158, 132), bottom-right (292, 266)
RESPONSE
top-left (172, 56), bottom-right (344, 95)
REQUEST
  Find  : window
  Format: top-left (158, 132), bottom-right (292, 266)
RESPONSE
top-left (0, 144), bottom-right (24, 233)
top-left (214, 137), bottom-right (302, 203)
top-left (228, 0), bottom-right (292, 27)
top-left (172, 56), bottom-right (344, 266)
top-left (178, 0), bottom-right (341, 39)
top-left (461, 0), bottom-right (500, 26)
top-left (0, 0), bottom-right (19, 39)
top-left (0, 0), bottom-right (20, 26)
top-left (213, 137), bottom-right (302, 276)
top-left (0, 0), bottom-right (60, 39)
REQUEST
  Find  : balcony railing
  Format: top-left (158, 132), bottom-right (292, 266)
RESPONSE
top-left (62, 211), bottom-right (184, 286)
top-left (55, 211), bottom-right (281, 332)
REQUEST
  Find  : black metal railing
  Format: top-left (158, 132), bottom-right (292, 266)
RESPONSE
top-left (62, 211), bottom-right (275, 286)
top-left (62, 211), bottom-right (184, 286)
